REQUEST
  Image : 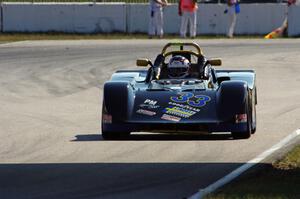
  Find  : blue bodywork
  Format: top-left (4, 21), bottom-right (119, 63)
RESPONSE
top-left (101, 43), bottom-right (257, 139)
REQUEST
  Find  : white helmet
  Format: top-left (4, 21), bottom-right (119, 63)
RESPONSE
top-left (167, 55), bottom-right (190, 78)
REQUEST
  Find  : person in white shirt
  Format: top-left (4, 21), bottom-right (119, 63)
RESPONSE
top-left (149, 0), bottom-right (168, 39)
top-left (226, 0), bottom-right (239, 38)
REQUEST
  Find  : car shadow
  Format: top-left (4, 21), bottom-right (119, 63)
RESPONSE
top-left (72, 133), bottom-right (233, 142)
top-left (0, 162), bottom-right (249, 199)
top-left (72, 134), bottom-right (103, 141)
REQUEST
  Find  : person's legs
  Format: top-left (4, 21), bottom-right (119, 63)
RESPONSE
top-left (186, 12), bottom-right (191, 37)
top-left (180, 11), bottom-right (188, 38)
top-left (156, 9), bottom-right (164, 38)
top-left (227, 12), bottom-right (237, 38)
top-left (190, 11), bottom-right (197, 38)
top-left (148, 10), bottom-right (155, 37)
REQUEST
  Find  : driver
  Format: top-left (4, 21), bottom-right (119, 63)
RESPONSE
top-left (167, 55), bottom-right (191, 79)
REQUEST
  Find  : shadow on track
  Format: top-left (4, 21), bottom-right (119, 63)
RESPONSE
top-left (1, 163), bottom-right (299, 199)
top-left (0, 162), bottom-right (244, 199)
top-left (72, 133), bottom-right (233, 142)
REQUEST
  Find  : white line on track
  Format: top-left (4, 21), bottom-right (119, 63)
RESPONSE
top-left (188, 129), bottom-right (300, 199)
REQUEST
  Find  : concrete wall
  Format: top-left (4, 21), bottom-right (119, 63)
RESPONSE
top-left (0, 6), bottom-right (2, 32)
top-left (127, 4), bottom-right (181, 34)
top-left (127, 3), bottom-right (286, 35)
top-left (1, 3), bottom-right (289, 35)
top-left (288, 4), bottom-right (300, 36)
top-left (236, 4), bottom-right (286, 34)
top-left (127, 4), bottom-right (148, 33)
top-left (2, 3), bottom-right (126, 33)
top-left (198, 4), bottom-right (286, 35)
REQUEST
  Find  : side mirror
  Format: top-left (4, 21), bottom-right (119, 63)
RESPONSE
top-left (208, 59), bottom-right (222, 66)
top-left (136, 58), bottom-right (151, 67)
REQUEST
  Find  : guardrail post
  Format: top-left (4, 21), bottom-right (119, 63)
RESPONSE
top-left (125, 3), bottom-right (129, 33)
top-left (0, 1), bottom-right (3, 32)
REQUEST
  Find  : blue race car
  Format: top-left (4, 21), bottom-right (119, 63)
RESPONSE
top-left (102, 42), bottom-right (257, 139)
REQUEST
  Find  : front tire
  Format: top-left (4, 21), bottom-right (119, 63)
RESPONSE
top-left (251, 104), bottom-right (256, 134)
top-left (251, 88), bottom-right (257, 134)
top-left (232, 126), bottom-right (251, 139)
top-left (232, 95), bottom-right (252, 139)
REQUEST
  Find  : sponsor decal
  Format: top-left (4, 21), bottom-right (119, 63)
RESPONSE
top-left (139, 99), bottom-right (160, 109)
top-left (163, 106), bottom-right (196, 118)
top-left (144, 99), bottom-right (157, 106)
top-left (136, 109), bottom-right (156, 116)
top-left (168, 102), bottom-right (200, 112)
top-left (140, 104), bottom-right (160, 109)
top-left (161, 114), bottom-right (181, 122)
top-left (102, 114), bottom-right (112, 124)
top-left (170, 92), bottom-right (211, 108)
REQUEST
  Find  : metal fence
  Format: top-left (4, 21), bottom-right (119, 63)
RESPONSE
top-left (0, 0), bottom-right (285, 3)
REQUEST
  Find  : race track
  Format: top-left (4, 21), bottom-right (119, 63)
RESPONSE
top-left (0, 39), bottom-right (299, 199)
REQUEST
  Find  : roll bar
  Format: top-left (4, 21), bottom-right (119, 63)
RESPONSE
top-left (161, 42), bottom-right (203, 56)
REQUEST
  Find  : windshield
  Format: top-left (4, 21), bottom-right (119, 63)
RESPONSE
top-left (148, 79), bottom-right (207, 91)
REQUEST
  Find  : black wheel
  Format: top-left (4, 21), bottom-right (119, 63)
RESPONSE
top-left (232, 95), bottom-right (252, 139)
top-left (251, 88), bottom-right (257, 134)
top-left (232, 119), bottom-right (251, 139)
top-left (102, 131), bottom-right (130, 140)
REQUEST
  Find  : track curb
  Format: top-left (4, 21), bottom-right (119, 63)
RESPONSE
top-left (188, 129), bottom-right (300, 199)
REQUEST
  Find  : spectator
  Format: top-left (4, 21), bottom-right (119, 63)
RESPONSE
top-left (225, 0), bottom-right (240, 38)
top-left (178, 0), bottom-right (198, 38)
top-left (149, 0), bottom-right (168, 39)
top-left (288, 0), bottom-right (297, 6)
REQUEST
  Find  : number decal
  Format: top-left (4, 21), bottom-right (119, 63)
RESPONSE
top-left (170, 92), bottom-right (193, 103)
top-left (188, 95), bottom-right (210, 107)
top-left (171, 92), bottom-right (210, 108)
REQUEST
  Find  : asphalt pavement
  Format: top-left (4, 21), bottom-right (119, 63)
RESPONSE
top-left (0, 39), bottom-right (299, 199)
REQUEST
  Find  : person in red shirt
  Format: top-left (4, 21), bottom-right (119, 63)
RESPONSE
top-left (288, 0), bottom-right (296, 6)
top-left (178, 0), bottom-right (198, 38)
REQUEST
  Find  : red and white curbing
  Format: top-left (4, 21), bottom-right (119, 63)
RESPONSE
top-left (189, 129), bottom-right (300, 199)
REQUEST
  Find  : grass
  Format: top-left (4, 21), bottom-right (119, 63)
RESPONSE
top-left (0, 32), bottom-right (151, 42)
top-left (205, 145), bottom-right (300, 199)
top-left (0, 32), bottom-right (267, 42)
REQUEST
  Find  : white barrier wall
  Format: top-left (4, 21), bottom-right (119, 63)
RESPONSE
top-left (127, 4), bottom-right (181, 34)
top-left (288, 4), bottom-right (300, 36)
top-left (236, 4), bottom-right (286, 34)
top-left (127, 4), bottom-right (286, 35)
top-left (198, 4), bottom-right (228, 35)
top-left (0, 7), bottom-right (2, 32)
top-left (198, 4), bottom-right (286, 35)
top-left (2, 3), bottom-right (126, 33)
top-left (127, 4), bottom-right (149, 33)
top-left (1, 3), bottom-right (289, 35)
